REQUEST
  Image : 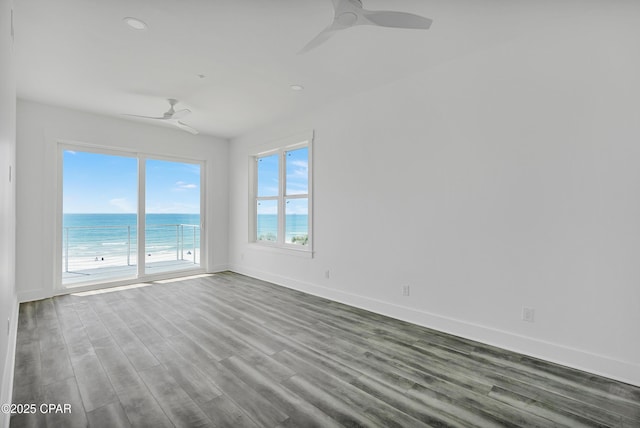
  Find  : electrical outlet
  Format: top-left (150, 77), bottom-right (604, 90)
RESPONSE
top-left (324, 269), bottom-right (330, 279)
top-left (402, 285), bottom-right (410, 296)
top-left (522, 307), bottom-right (535, 323)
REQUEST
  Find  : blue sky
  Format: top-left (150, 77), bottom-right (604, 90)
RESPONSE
top-left (257, 147), bottom-right (308, 215)
top-left (63, 151), bottom-right (200, 214)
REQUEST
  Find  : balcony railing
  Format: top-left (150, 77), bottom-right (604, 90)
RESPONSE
top-left (62, 223), bottom-right (200, 274)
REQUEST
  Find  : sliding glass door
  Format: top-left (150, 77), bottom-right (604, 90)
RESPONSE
top-left (144, 159), bottom-right (201, 275)
top-left (61, 147), bottom-right (204, 287)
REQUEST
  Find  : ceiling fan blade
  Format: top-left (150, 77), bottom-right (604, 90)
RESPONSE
top-left (361, 10), bottom-right (433, 29)
top-left (122, 114), bottom-right (165, 120)
top-left (171, 109), bottom-right (191, 120)
top-left (299, 23), bottom-right (342, 54)
top-left (175, 121), bottom-right (199, 135)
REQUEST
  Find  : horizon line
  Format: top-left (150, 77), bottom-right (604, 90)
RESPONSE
top-left (63, 212), bottom-right (200, 215)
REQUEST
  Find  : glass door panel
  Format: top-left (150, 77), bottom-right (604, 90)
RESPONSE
top-left (144, 159), bottom-right (201, 275)
top-left (62, 150), bottom-right (138, 286)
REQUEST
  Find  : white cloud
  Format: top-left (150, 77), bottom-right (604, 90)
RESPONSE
top-left (109, 198), bottom-right (135, 212)
top-left (174, 181), bottom-right (198, 190)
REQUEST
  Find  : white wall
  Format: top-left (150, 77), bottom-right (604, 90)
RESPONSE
top-left (0, 0), bottom-right (18, 426)
top-left (229, 5), bottom-right (640, 386)
top-left (16, 100), bottom-right (229, 302)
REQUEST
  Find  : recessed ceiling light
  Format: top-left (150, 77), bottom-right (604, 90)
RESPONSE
top-left (290, 84), bottom-right (304, 91)
top-left (123, 17), bottom-right (148, 30)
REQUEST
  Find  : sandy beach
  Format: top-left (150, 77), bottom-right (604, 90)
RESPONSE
top-left (64, 249), bottom-right (198, 272)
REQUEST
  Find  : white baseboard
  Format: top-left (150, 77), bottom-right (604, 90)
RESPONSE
top-left (1, 300), bottom-right (19, 428)
top-left (229, 265), bottom-right (640, 388)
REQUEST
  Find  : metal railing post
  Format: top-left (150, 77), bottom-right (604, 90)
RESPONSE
top-left (127, 225), bottom-right (131, 266)
top-left (193, 226), bottom-right (197, 264)
top-left (180, 224), bottom-right (184, 260)
top-left (176, 225), bottom-right (180, 260)
top-left (65, 227), bottom-right (69, 273)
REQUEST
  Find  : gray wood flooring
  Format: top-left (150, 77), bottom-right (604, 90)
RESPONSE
top-left (10, 272), bottom-right (640, 427)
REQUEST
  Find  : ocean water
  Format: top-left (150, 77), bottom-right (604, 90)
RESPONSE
top-left (257, 214), bottom-right (309, 244)
top-left (62, 213), bottom-right (305, 270)
top-left (63, 213), bottom-right (200, 267)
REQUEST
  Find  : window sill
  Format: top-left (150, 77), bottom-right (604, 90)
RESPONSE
top-left (248, 242), bottom-right (314, 258)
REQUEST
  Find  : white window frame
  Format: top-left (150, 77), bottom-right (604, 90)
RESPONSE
top-left (250, 131), bottom-right (313, 255)
top-left (56, 141), bottom-right (207, 290)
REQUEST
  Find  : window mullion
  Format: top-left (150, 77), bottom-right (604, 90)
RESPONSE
top-left (279, 150), bottom-right (286, 245)
top-left (137, 157), bottom-right (146, 276)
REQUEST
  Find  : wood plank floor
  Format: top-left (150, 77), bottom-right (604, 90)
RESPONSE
top-left (10, 272), bottom-right (640, 427)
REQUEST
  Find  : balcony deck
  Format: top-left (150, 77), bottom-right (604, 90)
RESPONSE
top-left (63, 259), bottom-right (199, 286)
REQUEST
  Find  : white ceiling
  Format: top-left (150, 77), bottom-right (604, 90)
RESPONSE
top-left (14, 0), bottom-right (604, 139)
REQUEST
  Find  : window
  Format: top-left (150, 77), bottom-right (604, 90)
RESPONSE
top-left (252, 134), bottom-right (312, 251)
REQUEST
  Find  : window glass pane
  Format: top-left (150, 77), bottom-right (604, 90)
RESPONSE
top-left (146, 159), bottom-right (201, 275)
top-left (62, 150), bottom-right (138, 286)
top-left (257, 200), bottom-right (278, 242)
top-left (285, 198), bottom-right (308, 245)
top-left (286, 147), bottom-right (308, 195)
top-left (257, 154), bottom-right (279, 197)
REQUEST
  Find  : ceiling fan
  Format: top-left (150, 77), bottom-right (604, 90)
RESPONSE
top-left (300, 0), bottom-right (433, 54)
top-left (123, 99), bottom-right (199, 135)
